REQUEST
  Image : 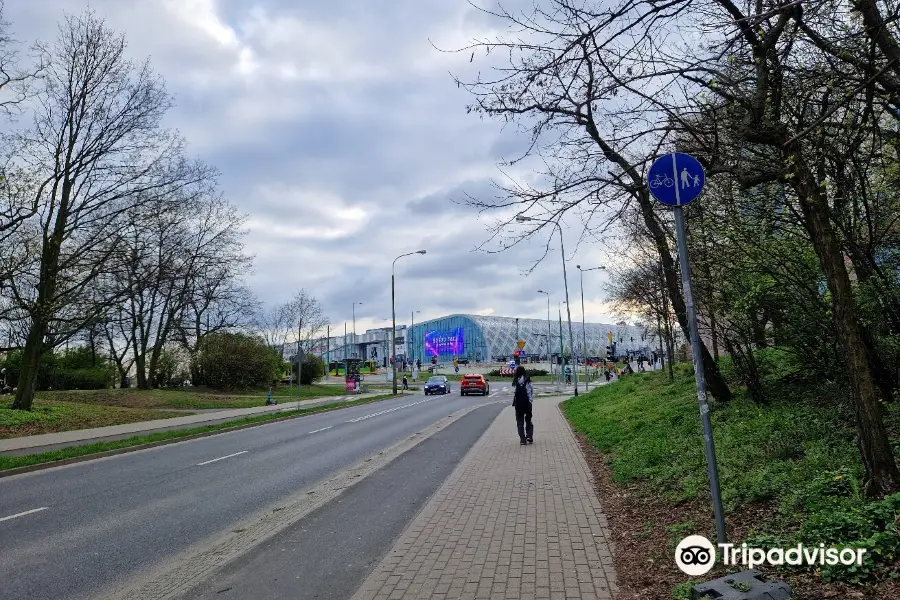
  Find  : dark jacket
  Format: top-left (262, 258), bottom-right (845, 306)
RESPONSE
top-left (513, 375), bottom-right (534, 407)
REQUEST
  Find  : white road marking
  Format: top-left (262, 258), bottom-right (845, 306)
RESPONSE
top-left (345, 397), bottom-right (433, 423)
top-left (0, 507), bottom-right (49, 522)
top-left (308, 426), bottom-right (333, 434)
top-left (197, 451), bottom-right (248, 466)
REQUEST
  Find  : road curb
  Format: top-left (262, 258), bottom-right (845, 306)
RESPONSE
top-left (104, 398), bottom-right (506, 600)
top-left (0, 394), bottom-right (404, 479)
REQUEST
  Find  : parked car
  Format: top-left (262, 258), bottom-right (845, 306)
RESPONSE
top-left (424, 375), bottom-right (451, 395)
top-left (460, 374), bottom-right (490, 396)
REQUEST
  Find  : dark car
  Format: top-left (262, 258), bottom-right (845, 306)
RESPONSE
top-left (424, 375), bottom-right (451, 395)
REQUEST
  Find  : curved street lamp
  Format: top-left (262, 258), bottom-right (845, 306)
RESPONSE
top-left (517, 215), bottom-right (579, 396)
top-left (392, 250), bottom-right (427, 394)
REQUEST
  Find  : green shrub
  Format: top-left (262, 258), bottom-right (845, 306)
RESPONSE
top-left (198, 333), bottom-right (281, 390)
top-left (46, 367), bottom-right (112, 390)
top-left (299, 353), bottom-right (324, 385)
top-left (1, 348), bottom-right (114, 390)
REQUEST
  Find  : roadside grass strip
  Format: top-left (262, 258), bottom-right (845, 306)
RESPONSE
top-left (0, 393), bottom-right (397, 474)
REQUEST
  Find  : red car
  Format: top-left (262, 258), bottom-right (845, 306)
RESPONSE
top-left (460, 374), bottom-right (490, 396)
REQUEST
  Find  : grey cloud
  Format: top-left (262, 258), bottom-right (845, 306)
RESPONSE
top-left (6, 0), bottom-right (620, 330)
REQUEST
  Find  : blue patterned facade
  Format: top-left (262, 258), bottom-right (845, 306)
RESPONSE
top-left (407, 314), bottom-right (653, 363)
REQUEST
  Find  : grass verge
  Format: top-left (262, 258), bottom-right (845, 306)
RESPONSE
top-left (0, 400), bottom-right (185, 439)
top-left (0, 393), bottom-right (397, 473)
top-left (563, 354), bottom-right (900, 599)
top-left (31, 383), bottom-right (352, 411)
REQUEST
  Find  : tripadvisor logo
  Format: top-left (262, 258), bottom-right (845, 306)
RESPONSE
top-left (675, 535), bottom-right (868, 576)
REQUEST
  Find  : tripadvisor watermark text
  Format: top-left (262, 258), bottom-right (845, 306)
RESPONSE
top-left (675, 535), bottom-right (868, 577)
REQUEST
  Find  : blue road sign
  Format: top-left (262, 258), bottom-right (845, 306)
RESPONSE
top-left (647, 152), bottom-right (705, 206)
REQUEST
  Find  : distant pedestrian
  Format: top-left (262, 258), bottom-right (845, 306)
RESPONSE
top-left (402, 375), bottom-right (409, 390)
top-left (512, 365), bottom-right (534, 445)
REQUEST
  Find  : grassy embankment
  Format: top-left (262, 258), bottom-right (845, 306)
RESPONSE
top-left (563, 351), bottom-right (900, 599)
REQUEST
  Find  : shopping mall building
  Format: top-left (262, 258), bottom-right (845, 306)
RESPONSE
top-left (312, 314), bottom-right (661, 366)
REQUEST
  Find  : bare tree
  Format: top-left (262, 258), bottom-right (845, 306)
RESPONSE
top-left (453, 0), bottom-right (900, 494)
top-left (447, 0), bottom-right (733, 402)
top-left (0, 0), bottom-right (42, 117)
top-left (255, 289), bottom-right (329, 358)
top-left (7, 11), bottom-right (205, 409)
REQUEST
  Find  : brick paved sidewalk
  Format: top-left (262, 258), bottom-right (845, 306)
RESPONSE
top-left (351, 397), bottom-right (618, 600)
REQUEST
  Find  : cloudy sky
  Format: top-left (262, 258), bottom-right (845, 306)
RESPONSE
top-left (5, 0), bottom-right (622, 333)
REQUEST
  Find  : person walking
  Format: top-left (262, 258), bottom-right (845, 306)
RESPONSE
top-left (512, 365), bottom-right (534, 445)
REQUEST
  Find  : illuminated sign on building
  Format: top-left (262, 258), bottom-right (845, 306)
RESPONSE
top-left (424, 328), bottom-right (464, 357)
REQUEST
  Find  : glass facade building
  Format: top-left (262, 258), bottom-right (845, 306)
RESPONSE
top-left (407, 314), bottom-right (653, 363)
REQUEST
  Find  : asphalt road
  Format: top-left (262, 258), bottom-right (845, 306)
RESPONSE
top-left (179, 403), bottom-right (505, 600)
top-left (0, 385), bottom-right (512, 600)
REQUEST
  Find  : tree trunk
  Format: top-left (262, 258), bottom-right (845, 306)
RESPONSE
top-left (148, 352), bottom-right (159, 389)
top-left (791, 158), bottom-right (900, 496)
top-left (710, 312), bottom-right (720, 362)
top-left (646, 202), bottom-right (730, 399)
top-left (845, 250), bottom-right (900, 400)
top-left (12, 317), bottom-right (46, 410)
top-left (89, 330), bottom-right (97, 366)
top-left (663, 308), bottom-right (676, 381)
top-left (752, 310), bottom-right (768, 349)
top-left (135, 353), bottom-right (148, 389)
top-left (12, 197), bottom-right (67, 410)
top-left (190, 352), bottom-right (201, 386)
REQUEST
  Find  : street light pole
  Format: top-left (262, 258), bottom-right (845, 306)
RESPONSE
top-left (411, 310), bottom-right (420, 366)
top-left (577, 265), bottom-right (606, 389)
top-left (558, 303), bottom-right (565, 390)
top-left (537, 290), bottom-right (554, 390)
top-left (517, 215), bottom-right (578, 396)
top-left (392, 250), bottom-right (427, 394)
top-left (555, 226), bottom-right (579, 396)
top-left (352, 302), bottom-right (362, 359)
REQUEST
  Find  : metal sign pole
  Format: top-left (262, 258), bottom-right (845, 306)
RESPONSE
top-left (673, 205), bottom-right (726, 544)
top-left (664, 151), bottom-right (726, 546)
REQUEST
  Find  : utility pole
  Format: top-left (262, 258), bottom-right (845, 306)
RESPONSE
top-left (352, 302), bottom-right (362, 359)
top-left (297, 319), bottom-right (303, 409)
top-left (558, 307), bottom-right (565, 390)
top-left (410, 310), bottom-right (420, 367)
top-left (537, 290), bottom-right (551, 378)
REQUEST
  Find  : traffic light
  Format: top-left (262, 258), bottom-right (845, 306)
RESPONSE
top-left (513, 350), bottom-right (521, 365)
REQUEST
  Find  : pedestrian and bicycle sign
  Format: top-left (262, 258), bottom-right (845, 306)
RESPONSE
top-left (646, 150), bottom-right (726, 547)
top-left (647, 152), bottom-right (705, 206)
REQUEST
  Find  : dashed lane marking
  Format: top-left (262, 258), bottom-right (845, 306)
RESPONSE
top-left (0, 507), bottom-right (49, 522)
top-left (196, 451), bottom-right (248, 466)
